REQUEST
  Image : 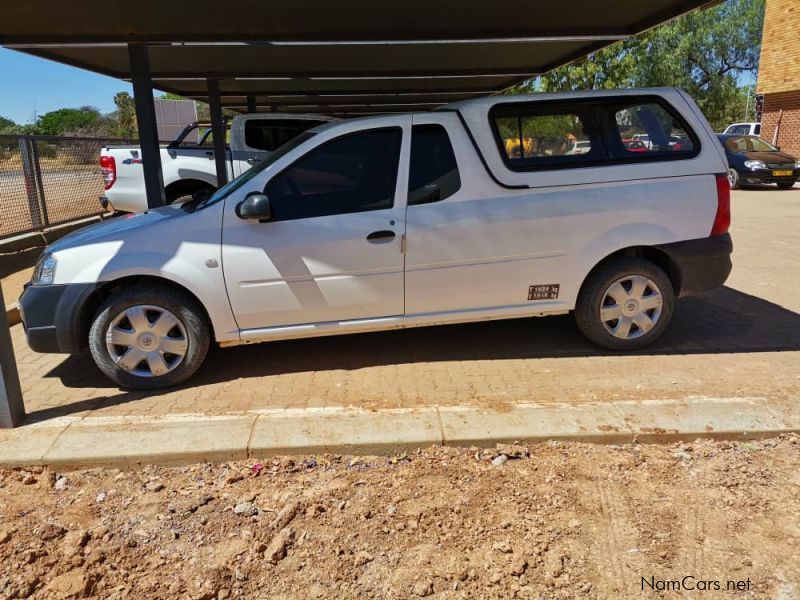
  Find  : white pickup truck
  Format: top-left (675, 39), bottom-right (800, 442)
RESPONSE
top-left (100, 113), bottom-right (332, 213)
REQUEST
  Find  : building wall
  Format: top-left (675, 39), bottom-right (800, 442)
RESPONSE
top-left (757, 0), bottom-right (800, 155)
top-left (759, 91), bottom-right (800, 156)
top-left (757, 0), bottom-right (800, 96)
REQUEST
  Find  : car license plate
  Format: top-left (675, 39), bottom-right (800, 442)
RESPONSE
top-left (773, 170), bottom-right (793, 176)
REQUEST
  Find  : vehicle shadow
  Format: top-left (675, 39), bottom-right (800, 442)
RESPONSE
top-left (740, 183), bottom-right (797, 191)
top-left (28, 285), bottom-right (800, 421)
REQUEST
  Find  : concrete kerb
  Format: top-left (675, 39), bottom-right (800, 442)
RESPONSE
top-left (0, 397), bottom-right (796, 468)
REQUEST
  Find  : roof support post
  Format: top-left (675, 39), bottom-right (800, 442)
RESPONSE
top-left (207, 78), bottom-right (228, 188)
top-left (246, 95), bottom-right (257, 113)
top-left (0, 283), bottom-right (25, 428)
top-left (128, 43), bottom-right (166, 209)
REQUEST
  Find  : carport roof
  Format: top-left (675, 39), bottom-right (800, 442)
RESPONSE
top-left (2, 0), bottom-right (720, 115)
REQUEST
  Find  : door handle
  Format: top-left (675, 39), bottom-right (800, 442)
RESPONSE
top-left (246, 157), bottom-right (261, 165)
top-left (366, 230), bottom-right (396, 243)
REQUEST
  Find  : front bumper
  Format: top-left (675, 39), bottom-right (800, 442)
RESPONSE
top-left (19, 282), bottom-right (99, 353)
top-left (737, 167), bottom-right (799, 185)
top-left (654, 233), bottom-right (733, 296)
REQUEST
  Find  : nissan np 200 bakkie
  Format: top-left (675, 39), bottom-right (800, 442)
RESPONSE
top-left (20, 88), bottom-right (733, 389)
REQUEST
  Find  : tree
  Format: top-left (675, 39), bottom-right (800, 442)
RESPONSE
top-left (0, 115), bottom-right (18, 133)
top-left (36, 106), bottom-right (103, 136)
top-left (114, 92), bottom-right (137, 136)
top-left (510, 0), bottom-right (765, 130)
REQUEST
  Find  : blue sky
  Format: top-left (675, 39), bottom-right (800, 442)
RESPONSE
top-left (0, 48), bottom-right (134, 124)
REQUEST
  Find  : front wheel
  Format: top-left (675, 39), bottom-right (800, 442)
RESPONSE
top-left (574, 258), bottom-right (676, 351)
top-left (89, 284), bottom-right (211, 389)
top-left (727, 168), bottom-right (741, 190)
top-left (776, 181), bottom-right (796, 190)
top-left (167, 185), bottom-right (216, 206)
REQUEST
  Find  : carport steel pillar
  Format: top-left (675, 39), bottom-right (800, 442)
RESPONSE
top-left (207, 78), bottom-right (228, 188)
top-left (0, 283), bottom-right (25, 428)
top-left (246, 95), bottom-right (257, 113)
top-left (128, 43), bottom-right (166, 209)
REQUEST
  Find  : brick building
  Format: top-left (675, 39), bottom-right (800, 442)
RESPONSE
top-left (757, 0), bottom-right (800, 155)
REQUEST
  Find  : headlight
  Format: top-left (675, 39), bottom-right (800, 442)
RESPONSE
top-left (744, 160), bottom-right (766, 169)
top-left (32, 253), bottom-right (57, 286)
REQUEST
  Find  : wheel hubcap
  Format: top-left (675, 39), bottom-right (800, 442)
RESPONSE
top-left (599, 275), bottom-right (664, 340)
top-left (105, 305), bottom-right (188, 377)
top-left (728, 169), bottom-right (737, 187)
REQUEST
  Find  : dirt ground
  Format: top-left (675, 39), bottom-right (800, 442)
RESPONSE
top-left (1, 437), bottom-right (798, 599)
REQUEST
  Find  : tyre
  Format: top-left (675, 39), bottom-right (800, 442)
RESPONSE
top-left (167, 185), bottom-right (215, 205)
top-left (89, 284), bottom-right (211, 389)
top-left (727, 168), bottom-right (741, 190)
top-left (574, 257), bottom-right (676, 351)
top-left (776, 181), bottom-right (796, 190)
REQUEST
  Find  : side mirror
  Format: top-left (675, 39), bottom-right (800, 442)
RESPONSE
top-left (236, 192), bottom-right (272, 221)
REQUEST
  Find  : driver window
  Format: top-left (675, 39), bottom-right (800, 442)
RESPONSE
top-left (264, 128), bottom-right (402, 222)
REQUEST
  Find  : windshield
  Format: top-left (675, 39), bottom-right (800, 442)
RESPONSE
top-left (723, 136), bottom-right (779, 153)
top-left (185, 131), bottom-right (316, 212)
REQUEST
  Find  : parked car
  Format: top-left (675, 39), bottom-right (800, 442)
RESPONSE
top-left (623, 139), bottom-right (648, 152)
top-left (717, 134), bottom-right (799, 189)
top-left (722, 122), bottom-right (761, 136)
top-left (669, 135), bottom-right (689, 151)
top-left (100, 113), bottom-right (333, 213)
top-left (21, 88), bottom-right (732, 389)
top-left (630, 133), bottom-right (652, 149)
top-left (629, 133), bottom-right (686, 152)
top-left (566, 140), bottom-right (592, 155)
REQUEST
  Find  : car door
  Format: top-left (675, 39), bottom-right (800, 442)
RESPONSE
top-left (222, 118), bottom-right (410, 330)
top-left (404, 112), bottom-right (568, 316)
top-left (231, 117), bottom-right (329, 176)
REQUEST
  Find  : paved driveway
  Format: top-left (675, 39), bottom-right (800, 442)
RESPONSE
top-left (9, 186), bottom-right (800, 422)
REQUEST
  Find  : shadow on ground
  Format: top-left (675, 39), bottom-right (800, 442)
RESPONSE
top-left (26, 285), bottom-right (800, 422)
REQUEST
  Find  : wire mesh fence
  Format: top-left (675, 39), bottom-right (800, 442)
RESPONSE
top-left (0, 135), bottom-right (137, 240)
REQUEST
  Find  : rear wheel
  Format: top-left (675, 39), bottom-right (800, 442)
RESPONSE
top-left (89, 285), bottom-right (210, 389)
top-left (575, 258), bottom-right (675, 351)
top-left (776, 181), bottom-right (796, 190)
top-left (727, 168), bottom-right (741, 190)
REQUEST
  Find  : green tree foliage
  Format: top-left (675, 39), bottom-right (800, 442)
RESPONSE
top-left (509, 0), bottom-right (765, 131)
top-left (114, 91), bottom-right (137, 136)
top-left (0, 115), bottom-right (18, 133)
top-left (36, 106), bottom-right (104, 136)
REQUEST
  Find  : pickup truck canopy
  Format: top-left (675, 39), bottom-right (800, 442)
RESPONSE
top-left (2, 0), bottom-right (721, 117)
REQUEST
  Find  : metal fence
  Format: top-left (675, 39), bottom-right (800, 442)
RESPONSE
top-left (0, 135), bottom-right (137, 240)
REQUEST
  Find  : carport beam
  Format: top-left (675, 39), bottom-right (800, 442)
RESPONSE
top-left (207, 78), bottom-right (228, 187)
top-left (128, 43), bottom-right (166, 209)
top-left (0, 284), bottom-right (25, 428)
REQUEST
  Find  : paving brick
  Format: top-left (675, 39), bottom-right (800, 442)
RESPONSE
top-left (6, 188), bottom-right (800, 424)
